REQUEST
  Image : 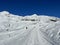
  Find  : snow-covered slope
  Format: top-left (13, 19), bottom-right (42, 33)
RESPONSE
top-left (0, 11), bottom-right (60, 45)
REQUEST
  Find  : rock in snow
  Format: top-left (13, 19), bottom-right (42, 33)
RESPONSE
top-left (0, 11), bottom-right (60, 45)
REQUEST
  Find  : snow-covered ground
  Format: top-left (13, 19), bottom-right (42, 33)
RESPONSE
top-left (0, 11), bottom-right (60, 45)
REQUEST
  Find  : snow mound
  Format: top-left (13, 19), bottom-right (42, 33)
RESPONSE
top-left (0, 11), bottom-right (60, 45)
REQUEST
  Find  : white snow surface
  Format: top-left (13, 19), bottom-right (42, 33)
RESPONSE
top-left (0, 11), bottom-right (60, 45)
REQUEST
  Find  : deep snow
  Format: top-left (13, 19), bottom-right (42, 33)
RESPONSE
top-left (0, 11), bottom-right (60, 45)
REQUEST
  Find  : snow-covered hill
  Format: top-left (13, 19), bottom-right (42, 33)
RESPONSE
top-left (0, 11), bottom-right (60, 45)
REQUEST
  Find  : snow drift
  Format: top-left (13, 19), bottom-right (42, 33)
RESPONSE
top-left (0, 11), bottom-right (60, 45)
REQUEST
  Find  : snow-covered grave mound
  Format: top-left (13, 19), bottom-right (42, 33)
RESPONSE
top-left (0, 11), bottom-right (60, 45)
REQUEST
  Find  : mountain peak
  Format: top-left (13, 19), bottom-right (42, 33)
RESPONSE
top-left (32, 14), bottom-right (38, 16)
top-left (0, 11), bottom-right (9, 15)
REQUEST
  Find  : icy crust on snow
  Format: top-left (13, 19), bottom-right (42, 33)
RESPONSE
top-left (0, 11), bottom-right (60, 45)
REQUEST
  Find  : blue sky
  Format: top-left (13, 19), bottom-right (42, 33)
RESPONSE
top-left (0, 0), bottom-right (60, 17)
